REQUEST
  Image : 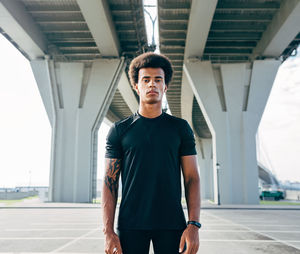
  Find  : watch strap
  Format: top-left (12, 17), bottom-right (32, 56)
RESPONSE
top-left (187, 220), bottom-right (201, 229)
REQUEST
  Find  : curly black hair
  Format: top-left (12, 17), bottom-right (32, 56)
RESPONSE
top-left (128, 52), bottom-right (173, 89)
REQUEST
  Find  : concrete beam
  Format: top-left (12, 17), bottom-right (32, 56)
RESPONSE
top-left (181, 71), bottom-right (194, 126)
top-left (252, 0), bottom-right (300, 58)
top-left (0, 0), bottom-right (47, 59)
top-left (118, 72), bottom-right (139, 114)
top-left (77, 0), bottom-right (120, 57)
top-left (184, 0), bottom-right (217, 59)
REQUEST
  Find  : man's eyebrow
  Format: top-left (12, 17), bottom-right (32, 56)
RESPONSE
top-left (141, 76), bottom-right (163, 79)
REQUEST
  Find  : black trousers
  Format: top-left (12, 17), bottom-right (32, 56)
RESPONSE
top-left (118, 229), bottom-right (184, 254)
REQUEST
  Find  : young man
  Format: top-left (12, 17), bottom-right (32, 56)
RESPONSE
top-left (102, 52), bottom-right (201, 254)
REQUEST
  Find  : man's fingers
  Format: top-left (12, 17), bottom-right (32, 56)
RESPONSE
top-left (179, 235), bottom-right (185, 253)
top-left (115, 240), bottom-right (123, 254)
top-left (107, 244), bottom-right (122, 254)
top-left (187, 242), bottom-right (199, 254)
top-left (185, 243), bottom-right (192, 254)
top-left (115, 245), bottom-right (123, 254)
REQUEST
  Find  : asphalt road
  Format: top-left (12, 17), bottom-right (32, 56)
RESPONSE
top-left (0, 202), bottom-right (300, 253)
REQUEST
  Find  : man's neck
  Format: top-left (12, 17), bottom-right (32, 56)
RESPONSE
top-left (138, 103), bottom-right (162, 118)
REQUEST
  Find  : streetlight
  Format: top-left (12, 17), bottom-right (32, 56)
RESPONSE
top-left (144, 7), bottom-right (157, 48)
top-left (216, 163), bottom-right (221, 206)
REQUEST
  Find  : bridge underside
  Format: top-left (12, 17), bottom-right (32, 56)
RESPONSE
top-left (0, 0), bottom-right (299, 203)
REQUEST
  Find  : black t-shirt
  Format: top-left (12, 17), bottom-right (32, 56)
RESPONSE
top-left (105, 111), bottom-right (197, 230)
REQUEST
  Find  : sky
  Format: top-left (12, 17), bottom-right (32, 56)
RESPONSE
top-left (0, 28), bottom-right (300, 187)
top-left (0, 34), bottom-right (110, 187)
top-left (257, 50), bottom-right (300, 182)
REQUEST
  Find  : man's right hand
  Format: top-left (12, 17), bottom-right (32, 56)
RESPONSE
top-left (105, 232), bottom-right (123, 254)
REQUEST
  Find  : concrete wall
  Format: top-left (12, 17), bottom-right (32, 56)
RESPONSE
top-left (285, 190), bottom-right (300, 201)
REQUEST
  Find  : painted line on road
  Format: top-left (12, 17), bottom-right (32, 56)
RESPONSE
top-left (1, 237), bottom-right (300, 243)
top-left (29, 222), bottom-right (300, 227)
top-left (49, 228), bottom-right (99, 253)
top-left (5, 228), bottom-right (300, 233)
top-left (203, 223), bottom-right (300, 227)
top-left (201, 230), bottom-right (300, 233)
top-left (204, 211), bottom-right (300, 251)
top-left (32, 223), bottom-right (99, 225)
top-left (0, 237), bottom-right (78, 240)
top-left (5, 228), bottom-right (99, 231)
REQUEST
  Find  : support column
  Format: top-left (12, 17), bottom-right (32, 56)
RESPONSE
top-left (184, 60), bottom-right (280, 204)
top-left (118, 72), bottom-right (138, 114)
top-left (196, 138), bottom-right (213, 201)
top-left (30, 58), bottom-right (124, 202)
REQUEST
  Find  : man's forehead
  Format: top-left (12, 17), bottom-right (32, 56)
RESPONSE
top-left (138, 67), bottom-right (165, 77)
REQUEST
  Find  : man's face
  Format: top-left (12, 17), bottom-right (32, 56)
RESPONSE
top-left (135, 67), bottom-right (167, 105)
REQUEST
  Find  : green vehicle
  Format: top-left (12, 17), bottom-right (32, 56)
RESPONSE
top-left (259, 184), bottom-right (285, 200)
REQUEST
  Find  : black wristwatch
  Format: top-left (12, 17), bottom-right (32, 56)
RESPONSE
top-left (187, 220), bottom-right (201, 229)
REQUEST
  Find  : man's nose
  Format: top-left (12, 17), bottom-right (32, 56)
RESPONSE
top-left (148, 79), bottom-right (156, 87)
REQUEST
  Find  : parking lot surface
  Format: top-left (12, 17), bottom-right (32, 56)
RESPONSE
top-left (0, 201), bottom-right (300, 253)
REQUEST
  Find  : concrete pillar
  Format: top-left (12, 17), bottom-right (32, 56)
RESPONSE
top-left (184, 60), bottom-right (280, 204)
top-left (30, 58), bottom-right (125, 202)
top-left (118, 72), bottom-right (138, 114)
top-left (195, 138), bottom-right (213, 201)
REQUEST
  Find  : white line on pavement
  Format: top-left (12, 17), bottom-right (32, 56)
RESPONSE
top-left (5, 228), bottom-right (300, 233)
top-left (203, 223), bottom-right (300, 227)
top-left (204, 211), bottom-right (300, 251)
top-left (49, 228), bottom-right (100, 253)
top-left (5, 228), bottom-right (99, 231)
top-left (0, 237), bottom-right (300, 242)
top-left (32, 223), bottom-right (99, 225)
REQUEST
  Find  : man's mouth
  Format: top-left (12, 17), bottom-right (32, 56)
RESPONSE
top-left (147, 90), bottom-right (158, 94)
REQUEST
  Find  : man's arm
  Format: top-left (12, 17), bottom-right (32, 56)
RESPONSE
top-left (179, 155), bottom-right (201, 254)
top-left (102, 158), bottom-right (122, 254)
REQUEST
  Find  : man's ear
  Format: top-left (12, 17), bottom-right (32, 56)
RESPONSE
top-left (164, 85), bottom-right (168, 93)
top-left (134, 83), bottom-right (139, 95)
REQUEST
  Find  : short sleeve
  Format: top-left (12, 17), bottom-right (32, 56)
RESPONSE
top-left (105, 123), bottom-right (123, 159)
top-left (179, 120), bottom-right (197, 156)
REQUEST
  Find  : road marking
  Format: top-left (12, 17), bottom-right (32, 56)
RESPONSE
top-left (0, 237), bottom-right (300, 242)
top-left (5, 228), bottom-right (300, 233)
top-left (32, 223), bottom-right (99, 225)
top-left (204, 211), bottom-right (300, 251)
top-left (0, 237), bottom-right (77, 240)
top-left (5, 228), bottom-right (99, 231)
top-left (50, 228), bottom-right (99, 253)
top-left (202, 230), bottom-right (300, 233)
top-left (203, 223), bottom-right (300, 227)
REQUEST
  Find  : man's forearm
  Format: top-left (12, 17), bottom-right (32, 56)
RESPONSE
top-left (102, 185), bottom-right (118, 234)
top-left (185, 176), bottom-right (201, 222)
top-left (102, 158), bottom-right (121, 234)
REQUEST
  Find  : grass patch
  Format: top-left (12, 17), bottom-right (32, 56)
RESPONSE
top-left (260, 200), bottom-right (300, 206)
top-left (0, 196), bottom-right (38, 206)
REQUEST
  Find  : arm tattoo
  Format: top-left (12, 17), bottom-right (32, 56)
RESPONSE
top-left (104, 158), bottom-right (121, 198)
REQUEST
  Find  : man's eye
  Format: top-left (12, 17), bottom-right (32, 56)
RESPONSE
top-left (155, 79), bottom-right (162, 83)
top-left (144, 79), bottom-right (150, 83)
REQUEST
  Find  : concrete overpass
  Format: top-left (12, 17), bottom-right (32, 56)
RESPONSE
top-left (0, 0), bottom-right (299, 204)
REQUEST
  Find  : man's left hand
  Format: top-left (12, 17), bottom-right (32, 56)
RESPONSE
top-left (179, 225), bottom-right (199, 253)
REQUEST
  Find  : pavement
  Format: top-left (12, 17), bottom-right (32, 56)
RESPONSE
top-left (0, 198), bottom-right (300, 253)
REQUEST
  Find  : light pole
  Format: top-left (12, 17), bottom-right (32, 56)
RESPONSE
top-left (216, 163), bottom-right (221, 205)
top-left (144, 7), bottom-right (157, 47)
top-left (28, 170), bottom-right (32, 189)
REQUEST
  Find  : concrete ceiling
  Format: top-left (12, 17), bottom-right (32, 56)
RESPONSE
top-left (158, 0), bottom-right (300, 139)
top-left (0, 0), bottom-right (148, 124)
top-left (1, 0), bottom-right (299, 138)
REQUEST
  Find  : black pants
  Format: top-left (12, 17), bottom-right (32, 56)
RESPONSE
top-left (118, 229), bottom-right (184, 254)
